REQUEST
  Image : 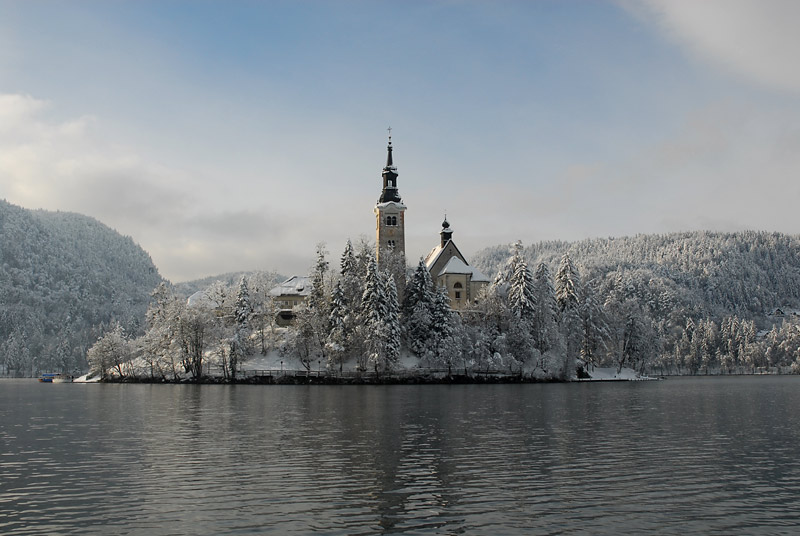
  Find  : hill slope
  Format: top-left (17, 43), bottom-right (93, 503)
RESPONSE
top-left (472, 231), bottom-right (800, 323)
top-left (0, 199), bottom-right (164, 375)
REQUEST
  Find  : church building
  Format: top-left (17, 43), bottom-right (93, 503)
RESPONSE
top-left (374, 132), bottom-right (407, 294)
top-left (423, 218), bottom-right (490, 309)
top-left (374, 133), bottom-right (488, 309)
top-left (271, 133), bottom-right (489, 321)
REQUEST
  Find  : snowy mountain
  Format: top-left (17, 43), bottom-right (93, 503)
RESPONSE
top-left (0, 199), bottom-right (164, 375)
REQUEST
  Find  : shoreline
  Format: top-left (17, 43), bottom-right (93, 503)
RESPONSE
top-left (97, 373), bottom-right (565, 385)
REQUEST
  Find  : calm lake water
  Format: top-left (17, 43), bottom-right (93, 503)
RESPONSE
top-left (1, 377), bottom-right (800, 535)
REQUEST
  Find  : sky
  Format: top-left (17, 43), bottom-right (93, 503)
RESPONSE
top-left (1, 1), bottom-right (799, 282)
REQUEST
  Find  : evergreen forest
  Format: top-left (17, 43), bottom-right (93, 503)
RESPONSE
top-left (0, 199), bottom-right (163, 375)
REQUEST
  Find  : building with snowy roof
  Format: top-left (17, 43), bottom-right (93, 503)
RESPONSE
top-left (269, 276), bottom-right (311, 326)
top-left (424, 219), bottom-right (489, 309)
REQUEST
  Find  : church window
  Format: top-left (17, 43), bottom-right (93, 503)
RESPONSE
top-left (388, 240), bottom-right (395, 249)
top-left (386, 215), bottom-right (397, 226)
top-left (454, 282), bottom-right (463, 288)
top-left (455, 291), bottom-right (462, 300)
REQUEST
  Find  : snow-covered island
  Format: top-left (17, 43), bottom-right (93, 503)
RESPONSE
top-left (76, 140), bottom-right (800, 383)
top-left (82, 238), bottom-right (658, 384)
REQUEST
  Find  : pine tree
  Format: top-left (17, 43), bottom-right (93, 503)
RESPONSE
top-left (326, 281), bottom-right (348, 371)
top-left (430, 285), bottom-right (456, 370)
top-left (491, 240), bottom-right (523, 292)
top-left (508, 254), bottom-right (536, 323)
top-left (555, 252), bottom-right (581, 379)
top-left (578, 280), bottom-right (608, 370)
top-left (360, 257), bottom-right (386, 372)
top-left (308, 243), bottom-right (329, 313)
top-left (340, 239), bottom-right (357, 278)
top-left (229, 276), bottom-right (253, 379)
top-left (381, 274), bottom-right (401, 371)
top-left (533, 262), bottom-right (558, 354)
top-left (555, 252), bottom-right (580, 314)
top-left (402, 259), bottom-right (436, 356)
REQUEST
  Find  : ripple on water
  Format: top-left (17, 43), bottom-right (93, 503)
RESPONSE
top-left (1, 379), bottom-right (800, 535)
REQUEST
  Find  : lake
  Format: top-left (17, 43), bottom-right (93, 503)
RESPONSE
top-left (1, 377), bottom-right (799, 535)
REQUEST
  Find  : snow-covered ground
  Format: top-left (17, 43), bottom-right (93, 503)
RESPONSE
top-left (89, 346), bottom-right (653, 382)
top-left (73, 373), bottom-right (101, 383)
top-left (580, 367), bottom-right (656, 381)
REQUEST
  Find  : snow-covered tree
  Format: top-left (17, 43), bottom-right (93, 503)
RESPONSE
top-left (326, 281), bottom-right (349, 371)
top-left (554, 253), bottom-right (581, 379)
top-left (491, 240), bottom-right (524, 292)
top-left (361, 257), bottom-right (386, 372)
top-left (178, 305), bottom-right (210, 380)
top-left (430, 285), bottom-right (458, 371)
top-left (140, 283), bottom-right (184, 380)
top-left (508, 251), bottom-right (536, 324)
top-left (578, 280), bottom-right (608, 371)
top-left (555, 252), bottom-right (580, 314)
top-left (340, 239), bottom-right (361, 304)
top-left (308, 243), bottom-right (329, 313)
top-left (532, 262), bottom-right (558, 355)
top-left (228, 276), bottom-right (253, 379)
top-left (403, 259), bottom-right (436, 356)
top-left (87, 323), bottom-right (132, 379)
top-left (372, 273), bottom-right (401, 373)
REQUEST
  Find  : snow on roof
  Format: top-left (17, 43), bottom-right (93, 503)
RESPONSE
top-left (375, 201), bottom-right (407, 210)
top-left (439, 256), bottom-right (470, 275)
top-left (269, 276), bottom-right (312, 297)
top-left (438, 256), bottom-right (490, 282)
top-left (424, 244), bottom-right (444, 270)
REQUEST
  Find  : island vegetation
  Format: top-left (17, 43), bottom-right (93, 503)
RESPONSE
top-left (85, 234), bottom-right (800, 383)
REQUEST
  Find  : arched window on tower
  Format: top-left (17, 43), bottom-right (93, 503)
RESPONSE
top-left (454, 281), bottom-right (463, 301)
top-left (386, 216), bottom-right (397, 226)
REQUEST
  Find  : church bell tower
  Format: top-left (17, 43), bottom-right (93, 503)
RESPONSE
top-left (374, 130), bottom-right (407, 288)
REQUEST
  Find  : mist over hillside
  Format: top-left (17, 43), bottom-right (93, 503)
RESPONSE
top-left (0, 199), bottom-right (164, 375)
top-left (173, 271), bottom-right (285, 299)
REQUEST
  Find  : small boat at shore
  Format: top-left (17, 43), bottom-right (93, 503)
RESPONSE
top-left (39, 373), bottom-right (73, 383)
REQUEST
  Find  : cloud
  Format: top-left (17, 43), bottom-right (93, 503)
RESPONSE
top-left (628, 0), bottom-right (800, 93)
top-left (0, 93), bottom-right (270, 281)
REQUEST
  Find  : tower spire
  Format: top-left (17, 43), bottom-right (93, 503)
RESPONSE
top-left (379, 129), bottom-right (401, 203)
top-left (386, 127), bottom-right (393, 167)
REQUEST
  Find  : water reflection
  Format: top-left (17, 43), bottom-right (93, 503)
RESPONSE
top-left (1, 378), bottom-right (800, 534)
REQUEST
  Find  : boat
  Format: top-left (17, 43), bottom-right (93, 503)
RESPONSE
top-left (39, 373), bottom-right (73, 383)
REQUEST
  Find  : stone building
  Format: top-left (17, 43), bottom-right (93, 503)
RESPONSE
top-left (374, 133), bottom-right (407, 295)
top-left (424, 218), bottom-right (490, 309)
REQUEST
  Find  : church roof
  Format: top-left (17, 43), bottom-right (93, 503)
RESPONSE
top-left (424, 244), bottom-right (444, 271)
top-left (438, 256), bottom-right (490, 282)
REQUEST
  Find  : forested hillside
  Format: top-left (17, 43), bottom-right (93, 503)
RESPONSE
top-left (473, 231), bottom-right (800, 321)
top-left (472, 232), bottom-right (800, 374)
top-left (0, 199), bottom-right (164, 375)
